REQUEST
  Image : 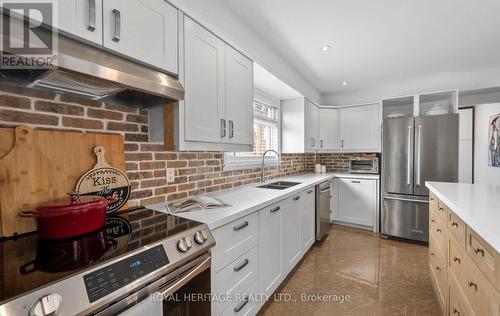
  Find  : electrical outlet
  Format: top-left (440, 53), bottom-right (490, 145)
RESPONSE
top-left (166, 168), bottom-right (175, 183)
top-left (290, 160), bottom-right (294, 167)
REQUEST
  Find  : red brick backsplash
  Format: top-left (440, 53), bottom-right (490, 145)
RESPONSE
top-left (0, 84), bottom-right (377, 207)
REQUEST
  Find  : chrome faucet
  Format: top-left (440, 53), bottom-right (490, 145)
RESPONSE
top-left (260, 149), bottom-right (281, 183)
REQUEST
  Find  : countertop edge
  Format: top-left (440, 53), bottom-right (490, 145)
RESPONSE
top-left (426, 181), bottom-right (500, 253)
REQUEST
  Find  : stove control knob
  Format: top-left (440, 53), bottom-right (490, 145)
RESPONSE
top-left (194, 231), bottom-right (205, 244)
top-left (200, 229), bottom-right (208, 240)
top-left (177, 238), bottom-right (188, 253)
top-left (185, 237), bottom-right (193, 249)
top-left (30, 294), bottom-right (63, 316)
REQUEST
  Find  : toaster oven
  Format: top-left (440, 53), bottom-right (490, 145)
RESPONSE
top-left (349, 158), bottom-right (379, 174)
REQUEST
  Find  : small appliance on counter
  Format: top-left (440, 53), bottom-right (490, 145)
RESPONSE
top-left (349, 158), bottom-right (379, 174)
top-left (0, 208), bottom-right (215, 316)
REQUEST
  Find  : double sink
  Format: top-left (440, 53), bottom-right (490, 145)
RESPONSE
top-left (256, 181), bottom-right (302, 190)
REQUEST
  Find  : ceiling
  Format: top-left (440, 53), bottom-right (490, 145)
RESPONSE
top-left (254, 63), bottom-right (302, 101)
top-left (221, 0), bottom-right (500, 104)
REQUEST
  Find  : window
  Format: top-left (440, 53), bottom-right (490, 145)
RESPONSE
top-left (224, 96), bottom-right (280, 170)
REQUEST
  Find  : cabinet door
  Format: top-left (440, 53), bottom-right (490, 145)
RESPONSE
top-left (58, 0), bottom-right (103, 44)
top-left (340, 103), bottom-right (380, 151)
top-left (300, 189), bottom-right (316, 250)
top-left (225, 46), bottom-right (254, 146)
top-left (103, 0), bottom-right (178, 74)
top-left (258, 202), bottom-right (282, 296)
top-left (281, 196), bottom-right (301, 274)
top-left (319, 108), bottom-right (339, 150)
top-left (338, 178), bottom-right (376, 227)
top-left (305, 100), bottom-right (320, 149)
top-left (183, 17), bottom-right (226, 143)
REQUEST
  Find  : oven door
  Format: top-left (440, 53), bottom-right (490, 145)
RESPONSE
top-left (97, 254), bottom-right (211, 316)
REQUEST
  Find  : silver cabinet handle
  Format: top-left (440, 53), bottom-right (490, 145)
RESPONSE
top-left (88, 0), bottom-right (96, 31)
top-left (416, 124), bottom-right (422, 186)
top-left (270, 206), bottom-right (280, 213)
top-left (234, 296), bottom-right (249, 313)
top-left (112, 9), bottom-right (121, 42)
top-left (228, 120), bottom-right (234, 138)
top-left (233, 259), bottom-right (249, 272)
top-left (320, 139), bottom-right (324, 148)
top-left (351, 180), bottom-right (361, 184)
top-left (220, 118), bottom-right (226, 138)
top-left (307, 189), bottom-right (314, 194)
top-left (341, 139), bottom-right (344, 148)
top-left (233, 221), bottom-right (248, 231)
top-left (407, 125), bottom-right (412, 185)
top-left (293, 196), bottom-right (300, 201)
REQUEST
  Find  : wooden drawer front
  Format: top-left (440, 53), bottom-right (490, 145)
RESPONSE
top-left (467, 229), bottom-right (500, 292)
top-left (429, 234), bottom-right (446, 265)
top-left (429, 252), bottom-right (447, 313)
top-left (449, 272), bottom-right (475, 316)
top-left (430, 209), bottom-right (447, 256)
top-left (450, 236), bottom-right (500, 316)
top-left (220, 280), bottom-right (259, 316)
top-left (430, 193), bottom-right (439, 212)
top-left (436, 200), bottom-right (449, 223)
top-left (448, 210), bottom-right (466, 249)
top-left (213, 246), bottom-right (258, 315)
top-left (212, 212), bottom-right (258, 272)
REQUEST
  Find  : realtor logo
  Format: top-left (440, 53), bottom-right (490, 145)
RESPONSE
top-left (0, 0), bottom-right (58, 68)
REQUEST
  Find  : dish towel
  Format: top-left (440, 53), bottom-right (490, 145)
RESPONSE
top-left (118, 293), bottom-right (163, 316)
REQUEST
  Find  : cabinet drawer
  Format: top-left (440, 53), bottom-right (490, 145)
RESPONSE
top-left (436, 199), bottom-right (449, 222)
top-left (450, 235), bottom-right (500, 316)
top-left (429, 235), bottom-right (445, 265)
top-left (212, 212), bottom-right (258, 272)
top-left (429, 209), bottom-right (447, 256)
top-left (429, 193), bottom-right (439, 212)
top-left (429, 250), bottom-right (447, 313)
top-left (213, 246), bottom-right (258, 315)
top-left (220, 280), bottom-right (259, 316)
top-left (448, 210), bottom-right (466, 249)
top-left (466, 228), bottom-right (500, 292)
top-left (449, 272), bottom-right (475, 316)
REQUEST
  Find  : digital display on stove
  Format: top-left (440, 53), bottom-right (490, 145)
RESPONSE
top-left (83, 245), bottom-right (169, 303)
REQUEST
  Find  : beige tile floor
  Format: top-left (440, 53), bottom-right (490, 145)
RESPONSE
top-left (260, 225), bottom-right (439, 316)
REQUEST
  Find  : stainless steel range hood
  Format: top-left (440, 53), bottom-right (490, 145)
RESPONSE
top-left (0, 17), bottom-right (184, 106)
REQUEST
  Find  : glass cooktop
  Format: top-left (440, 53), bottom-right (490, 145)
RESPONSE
top-left (0, 207), bottom-right (203, 304)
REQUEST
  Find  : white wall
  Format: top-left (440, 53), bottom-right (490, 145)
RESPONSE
top-left (474, 103), bottom-right (500, 184)
top-left (168, 0), bottom-right (321, 104)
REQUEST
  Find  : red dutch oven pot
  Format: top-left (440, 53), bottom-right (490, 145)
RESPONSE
top-left (19, 192), bottom-right (112, 239)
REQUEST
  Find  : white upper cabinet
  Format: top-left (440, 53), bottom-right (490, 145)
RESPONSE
top-left (102, 0), bottom-right (178, 74)
top-left (58, 0), bottom-right (103, 45)
top-left (282, 97), bottom-right (321, 153)
top-left (178, 16), bottom-right (253, 151)
top-left (340, 103), bottom-right (381, 151)
top-left (183, 17), bottom-right (226, 144)
top-left (225, 46), bottom-right (254, 145)
top-left (319, 108), bottom-right (339, 150)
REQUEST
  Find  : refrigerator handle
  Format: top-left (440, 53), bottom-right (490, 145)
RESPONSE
top-left (416, 124), bottom-right (422, 186)
top-left (407, 125), bottom-right (412, 186)
top-left (384, 196), bottom-right (429, 203)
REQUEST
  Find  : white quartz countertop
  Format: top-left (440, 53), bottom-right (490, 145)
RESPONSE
top-left (426, 181), bottom-right (500, 253)
top-left (151, 172), bottom-right (379, 230)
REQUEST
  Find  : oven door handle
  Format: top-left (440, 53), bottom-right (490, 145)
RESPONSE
top-left (160, 256), bottom-right (211, 298)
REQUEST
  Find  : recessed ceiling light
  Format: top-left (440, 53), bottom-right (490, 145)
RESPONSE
top-left (341, 81), bottom-right (349, 86)
top-left (321, 45), bottom-right (332, 52)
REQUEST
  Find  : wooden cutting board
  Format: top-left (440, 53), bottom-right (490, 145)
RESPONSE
top-left (0, 125), bottom-right (126, 237)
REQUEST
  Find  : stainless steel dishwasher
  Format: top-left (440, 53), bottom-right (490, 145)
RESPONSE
top-left (316, 181), bottom-right (332, 241)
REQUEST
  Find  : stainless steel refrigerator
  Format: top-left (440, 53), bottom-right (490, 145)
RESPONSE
top-left (381, 114), bottom-right (459, 242)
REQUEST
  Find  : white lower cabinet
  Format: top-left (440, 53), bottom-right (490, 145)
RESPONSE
top-left (258, 202), bottom-right (283, 297)
top-left (211, 186), bottom-right (317, 315)
top-left (300, 188), bottom-right (316, 250)
top-left (337, 178), bottom-right (378, 229)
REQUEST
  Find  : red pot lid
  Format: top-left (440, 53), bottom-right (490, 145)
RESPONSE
top-left (36, 193), bottom-right (109, 217)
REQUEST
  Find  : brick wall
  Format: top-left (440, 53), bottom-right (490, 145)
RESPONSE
top-left (0, 84), bottom-right (376, 207)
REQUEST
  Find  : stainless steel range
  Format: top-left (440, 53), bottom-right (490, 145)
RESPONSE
top-left (0, 207), bottom-right (215, 316)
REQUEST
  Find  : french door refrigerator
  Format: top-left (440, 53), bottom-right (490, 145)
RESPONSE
top-left (381, 114), bottom-right (458, 242)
